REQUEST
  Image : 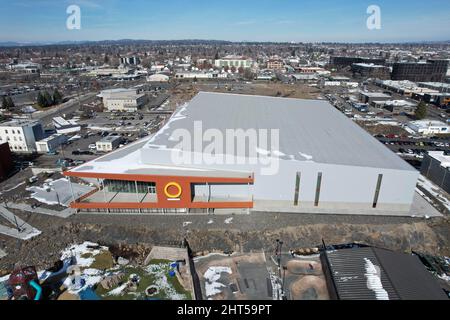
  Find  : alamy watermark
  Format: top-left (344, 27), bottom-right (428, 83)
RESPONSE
top-left (367, 5), bottom-right (381, 30)
top-left (66, 5), bottom-right (81, 30)
top-left (169, 121), bottom-right (280, 176)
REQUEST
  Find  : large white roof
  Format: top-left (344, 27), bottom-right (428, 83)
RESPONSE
top-left (70, 92), bottom-right (414, 176)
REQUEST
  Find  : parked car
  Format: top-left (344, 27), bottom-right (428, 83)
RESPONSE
top-left (28, 176), bottom-right (38, 184)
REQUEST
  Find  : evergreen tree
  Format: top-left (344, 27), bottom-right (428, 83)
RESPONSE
top-left (52, 89), bottom-right (63, 105)
top-left (37, 91), bottom-right (48, 108)
top-left (6, 97), bottom-right (14, 109)
top-left (415, 101), bottom-right (427, 120)
top-left (43, 91), bottom-right (53, 107)
top-left (1, 96), bottom-right (7, 110)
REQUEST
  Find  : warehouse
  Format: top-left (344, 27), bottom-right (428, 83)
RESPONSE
top-left (64, 92), bottom-right (418, 215)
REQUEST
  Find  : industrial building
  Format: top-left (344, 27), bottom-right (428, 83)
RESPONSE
top-left (35, 134), bottom-right (67, 153)
top-left (379, 100), bottom-right (417, 114)
top-left (96, 135), bottom-right (123, 152)
top-left (407, 120), bottom-right (449, 136)
top-left (375, 79), bottom-right (440, 97)
top-left (392, 60), bottom-right (449, 82)
top-left (53, 116), bottom-right (81, 134)
top-left (0, 120), bottom-right (44, 153)
top-left (64, 92), bottom-right (419, 215)
top-left (359, 91), bottom-right (391, 104)
top-left (99, 88), bottom-right (147, 112)
top-left (420, 151), bottom-right (450, 194)
top-left (322, 246), bottom-right (448, 300)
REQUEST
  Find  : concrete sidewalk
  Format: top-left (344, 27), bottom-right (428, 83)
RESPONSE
top-left (4, 202), bottom-right (75, 218)
top-left (0, 205), bottom-right (41, 240)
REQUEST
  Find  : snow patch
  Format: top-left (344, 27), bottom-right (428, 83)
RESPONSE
top-left (203, 266), bottom-right (232, 298)
top-left (224, 217), bottom-right (233, 224)
top-left (298, 152), bottom-right (314, 161)
top-left (364, 258), bottom-right (389, 300)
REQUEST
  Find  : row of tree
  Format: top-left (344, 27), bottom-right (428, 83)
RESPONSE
top-left (1, 96), bottom-right (15, 110)
top-left (37, 89), bottom-right (63, 108)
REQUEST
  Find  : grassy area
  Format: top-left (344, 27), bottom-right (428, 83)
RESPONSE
top-left (90, 251), bottom-right (114, 270)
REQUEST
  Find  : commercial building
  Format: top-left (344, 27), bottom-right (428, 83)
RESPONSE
top-left (291, 74), bottom-right (319, 84)
top-left (266, 59), bottom-right (284, 70)
top-left (375, 100), bottom-right (417, 114)
top-left (407, 120), bottom-right (449, 136)
top-left (423, 93), bottom-right (450, 108)
top-left (295, 67), bottom-right (328, 75)
top-left (65, 92), bottom-right (418, 216)
top-left (53, 117), bottom-right (81, 134)
top-left (120, 56), bottom-right (140, 66)
top-left (375, 80), bottom-right (440, 97)
top-left (214, 55), bottom-right (254, 69)
top-left (329, 56), bottom-right (386, 69)
top-left (351, 63), bottom-right (391, 79)
top-left (35, 134), bottom-right (67, 153)
top-left (88, 66), bottom-right (134, 77)
top-left (174, 71), bottom-right (227, 80)
top-left (359, 91), bottom-right (391, 104)
top-left (0, 120), bottom-right (44, 153)
top-left (322, 246), bottom-right (447, 300)
top-left (99, 88), bottom-right (147, 112)
top-left (420, 151), bottom-right (450, 194)
top-left (96, 135), bottom-right (123, 152)
top-left (392, 60), bottom-right (449, 82)
top-left (0, 142), bottom-right (13, 181)
top-left (8, 62), bottom-right (40, 74)
top-left (418, 82), bottom-right (450, 94)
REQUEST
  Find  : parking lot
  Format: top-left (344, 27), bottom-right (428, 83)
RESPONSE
top-left (376, 136), bottom-right (450, 160)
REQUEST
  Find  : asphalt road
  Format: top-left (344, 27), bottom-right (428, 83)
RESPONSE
top-left (28, 92), bottom-right (98, 126)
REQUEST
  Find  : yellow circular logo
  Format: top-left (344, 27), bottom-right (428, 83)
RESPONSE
top-left (164, 182), bottom-right (182, 198)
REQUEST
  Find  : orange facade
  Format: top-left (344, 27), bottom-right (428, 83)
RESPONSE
top-left (64, 171), bottom-right (254, 210)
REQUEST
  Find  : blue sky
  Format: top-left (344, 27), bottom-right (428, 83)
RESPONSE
top-left (0, 0), bottom-right (449, 43)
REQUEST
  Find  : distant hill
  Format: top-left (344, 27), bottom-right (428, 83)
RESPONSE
top-left (0, 39), bottom-right (448, 48)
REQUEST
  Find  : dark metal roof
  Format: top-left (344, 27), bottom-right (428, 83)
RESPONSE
top-left (325, 247), bottom-right (447, 300)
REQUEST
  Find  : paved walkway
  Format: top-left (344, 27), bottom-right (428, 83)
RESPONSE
top-left (0, 206), bottom-right (41, 240)
top-left (4, 202), bottom-right (75, 218)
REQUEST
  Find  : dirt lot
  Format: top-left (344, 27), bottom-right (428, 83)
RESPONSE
top-left (166, 81), bottom-right (321, 110)
top-left (196, 81), bottom-right (321, 99)
top-left (0, 210), bottom-right (449, 277)
top-left (356, 121), bottom-right (410, 137)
